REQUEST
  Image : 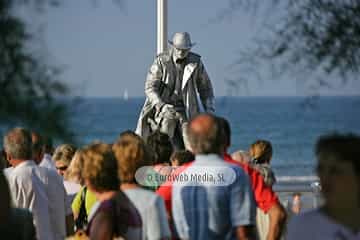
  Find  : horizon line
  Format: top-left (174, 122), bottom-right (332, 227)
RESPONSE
top-left (65, 94), bottom-right (360, 99)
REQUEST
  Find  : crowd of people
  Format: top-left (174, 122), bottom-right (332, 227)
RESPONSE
top-left (1, 113), bottom-right (359, 240)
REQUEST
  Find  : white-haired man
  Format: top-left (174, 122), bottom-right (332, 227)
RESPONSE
top-left (136, 32), bottom-right (215, 150)
top-left (3, 127), bottom-right (54, 240)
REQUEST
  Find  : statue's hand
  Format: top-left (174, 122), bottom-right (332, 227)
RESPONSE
top-left (160, 104), bottom-right (177, 119)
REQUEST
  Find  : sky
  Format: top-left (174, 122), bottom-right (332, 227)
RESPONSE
top-left (17, 0), bottom-right (360, 97)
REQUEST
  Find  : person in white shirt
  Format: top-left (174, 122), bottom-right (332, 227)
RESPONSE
top-left (32, 132), bottom-right (74, 239)
top-left (39, 136), bottom-right (56, 171)
top-left (0, 171), bottom-right (36, 240)
top-left (3, 127), bottom-right (55, 240)
top-left (40, 152), bottom-right (56, 170)
top-left (287, 133), bottom-right (360, 239)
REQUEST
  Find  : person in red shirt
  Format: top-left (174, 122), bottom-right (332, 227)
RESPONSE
top-left (156, 151), bottom-right (194, 239)
top-left (217, 117), bottom-right (286, 240)
top-left (157, 150), bottom-right (194, 215)
top-left (157, 116), bottom-right (287, 240)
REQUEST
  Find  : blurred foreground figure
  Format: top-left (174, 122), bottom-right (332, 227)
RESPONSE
top-left (136, 32), bottom-right (215, 150)
top-left (287, 133), bottom-right (360, 239)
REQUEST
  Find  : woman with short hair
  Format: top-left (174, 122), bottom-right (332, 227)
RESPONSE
top-left (113, 132), bottom-right (171, 240)
top-left (81, 142), bottom-right (142, 240)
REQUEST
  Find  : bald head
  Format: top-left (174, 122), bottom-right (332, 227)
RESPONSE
top-left (189, 114), bottom-right (216, 134)
top-left (187, 114), bottom-right (223, 154)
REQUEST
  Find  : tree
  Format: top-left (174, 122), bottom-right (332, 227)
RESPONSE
top-left (0, 0), bottom-right (74, 141)
top-left (218, 0), bottom-right (360, 94)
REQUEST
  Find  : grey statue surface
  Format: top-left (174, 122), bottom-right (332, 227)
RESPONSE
top-left (136, 32), bottom-right (215, 149)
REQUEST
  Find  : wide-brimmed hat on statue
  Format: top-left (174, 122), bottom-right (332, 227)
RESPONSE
top-left (168, 32), bottom-right (196, 50)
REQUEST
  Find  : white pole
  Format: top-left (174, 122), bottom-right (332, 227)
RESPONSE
top-left (157, 0), bottom-right (168, 54)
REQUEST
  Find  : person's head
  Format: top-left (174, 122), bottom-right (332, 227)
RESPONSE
top-left (42, 136), bottom-right (54, 155)
top-left (118, 130), bottom-right (139, 139)
top-left (249, 140), bottom-right (273, 164)
top-left (291, 192), bottom-right (302, 214)
top-left (170, 150), bottom-right (194, 167)
top-left (81, 143), bottom-right (120, 193)
top-left (216, 116), bottom-right (231, 152)
top-left (146, 130), bottom-right (173, 165)
top-left (315, 133), bottom-right (360, 209)
top-left (31, 132), bottom-right (44, 164)
top-left (52, 144), bottom-right (77, 176)
top-left (64, 149), bottom-right (85, 184)
top-left (113, 133), bottom-right (150, 184)
top-left (231, 150), bottom-right (251, 164)
top-left (3, 127), bottom-right (32, 166)
top-left (187, 113), bottom-right (224, 155)
top-left (169, 32), bottom-right (195, 60)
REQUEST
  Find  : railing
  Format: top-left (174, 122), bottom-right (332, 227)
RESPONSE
top-left (273, 176), bottom-right (323, 213)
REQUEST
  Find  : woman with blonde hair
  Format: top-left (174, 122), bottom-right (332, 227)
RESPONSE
top-left (53, 144), bottom-right (82, 201)
top-left (53, 144), bottom-right (77, 176)
top-left (113, 131), bottom-right (171, 240)
top-left (82, 142), bottom-right (142, 240)
top-left (249, 139), bottom-right (276, 187)
top-left (66, 150), bottom-right (97, 232)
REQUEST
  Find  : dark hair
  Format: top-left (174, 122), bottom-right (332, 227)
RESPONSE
top-left (31, 132), bottom-right (43, 155)
top-left (170, 150), bottom-right (194, 166)
top-left (187, 113), bottom-right (223, 154)
top-left (42, 136), bottom-right (54, 154)
top-left (146, 131), bottom-right (173, 165)
top-left (217, 117), bottom-right (231, 148)
top-left (249, 140), bottom-right (273, 164)
top-left (315, 133), bottom-right (360, 176)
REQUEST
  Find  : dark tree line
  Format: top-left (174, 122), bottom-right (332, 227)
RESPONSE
top-left (0, 0), bottom-right (73, 141)
top-left (0, 0), bottom-right (124, 142)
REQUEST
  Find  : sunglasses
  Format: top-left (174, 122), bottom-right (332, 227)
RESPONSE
top-left (56, 166), bottom-right (68, 171)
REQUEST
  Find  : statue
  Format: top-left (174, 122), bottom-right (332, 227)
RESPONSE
top-left (136, 32), bottom-right (215, 150)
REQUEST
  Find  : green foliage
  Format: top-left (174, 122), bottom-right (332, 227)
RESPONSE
top-left (0, 0), bottom-right (74, 142)
top-left (221, 0), bottom-right (360, 89)
top-left (269, 0), bottom-right (360, 79)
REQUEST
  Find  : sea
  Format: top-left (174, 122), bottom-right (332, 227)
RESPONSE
top-left (69, 96), bottom-right (360, 178)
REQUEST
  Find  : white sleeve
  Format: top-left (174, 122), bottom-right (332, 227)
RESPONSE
top-left (146, 196), bottom-right (171, 240)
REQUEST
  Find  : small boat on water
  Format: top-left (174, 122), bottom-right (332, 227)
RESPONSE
top-left (123, 89), bottom-right (129, 101)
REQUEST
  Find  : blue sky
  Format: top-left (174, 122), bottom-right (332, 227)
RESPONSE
top-left (18, 0), bottom-right (360, 97)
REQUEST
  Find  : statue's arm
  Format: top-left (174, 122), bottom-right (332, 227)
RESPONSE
top-left (145, 58), bottom-right (166, 110)
top-left (197, 60), bottom-right (215, 112)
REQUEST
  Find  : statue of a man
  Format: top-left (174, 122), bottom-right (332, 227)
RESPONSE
top-left (136, 32), bottom-right (215, 149)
